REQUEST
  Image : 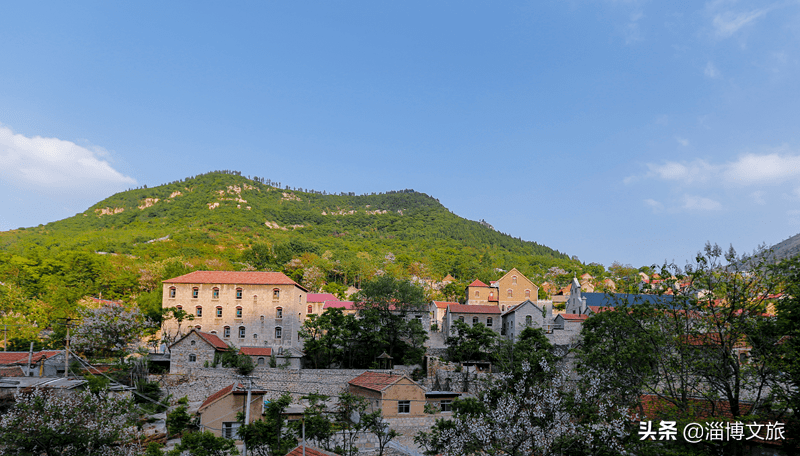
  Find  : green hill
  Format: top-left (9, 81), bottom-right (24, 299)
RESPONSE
top-left (1, 171), bottom-right (576, 283)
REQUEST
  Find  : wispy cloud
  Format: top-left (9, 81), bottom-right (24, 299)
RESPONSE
top-left (683, 195), bottom-right (722, 211)
top-left (704, 61), bottom-right (720, 78)
top-left (676, 137), bottom-right (690, 147)
top-left (712, 8), bottom-right (770, 38)
top-left (0, 125), bottom-right (136, 196)
top-left (644, 159), bottom-right (714, 185)
top-left (644, 198), bottom-right (664, 213)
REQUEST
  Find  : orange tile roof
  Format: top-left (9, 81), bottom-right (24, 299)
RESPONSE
top-left (348, 372), bottom-right (402, 392)
top-left (433, 301), bottom-right (458, 309)
top-left (448, 304), bottom-right (500, 315)
top-left (196, 331), bottom-right (229, 350)
top-left (286, 445), bottom-right (341, 456)
top-left (558, 313), bottom-right (589, 321)
top-left (0, 366), bottom-right (25, 377)
top-left (307, 293), bottom-right (338, 303)
top-left (199, 383), bottom-right (242, 410)
top-left (164, 271), bottom-right (304, 289)
top-left (239, 347), bottom-right (272, 356)
top-left (0, 352), bottom-right (28, 364)
top-left (468, 279), bottom-right (488, 287)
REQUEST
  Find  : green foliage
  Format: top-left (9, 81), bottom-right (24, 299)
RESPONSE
top-left (238, 393), bottom-right (294, 456)
top-left (445, 320), bottom-right (497, 363)
top-left (84, 372), bottom-right (110, 394)
top-left (169, 430), bottom-right (238, 456)
top-left (146, 442), bottom-right (166, 456)
top-left (236, 353), bottom-right (255, 375)
top-left (167, 404), bottom-right (193, 437)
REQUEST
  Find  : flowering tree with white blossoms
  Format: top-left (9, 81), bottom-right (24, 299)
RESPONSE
top-left (0, 387), bottom-right (141, 456)
top-left (415, 359), bottom-right (631, 456)
top-left (71, 304), bottom-right (150, 360)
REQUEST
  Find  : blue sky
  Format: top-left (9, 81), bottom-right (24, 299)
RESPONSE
top-left (2, 1), bottom-right (800, 268)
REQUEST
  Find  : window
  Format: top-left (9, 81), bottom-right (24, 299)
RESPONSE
top-left (458, 316), bottom-right (464, 322)
top-left (190, 340), bottom-right (196, 346)
top-left (307, 305), bottom-right (313, 314)
top-left (276, 307), bottom-right (283, 319)
top-left (223, 326), bottom-right (230, 338)
top-left (176, 305), bottom-right (182, 310)
top-left (512, 276), bottom-right (517, 284)
top-left (216, 306), bottom-right (222, 318)
top-left (525, 289), bottom-right (531, 298)
top-left (398, 401), bottom-right (410, 414)
top-left (169, 287), bottom-right (176, 298)
top-left (196, 306), bottom-right (202, 317)
top-left (195, 325), bottom-right (201, 330)
top-left (210, 330), bottom-right (217, 335)
top-left (474, 290), bottom-right (479, 297)
top-left (236, 288), bottom-right (243, 299)
top-left (258, 357), bottom-right (265, 366)
top-left (472, 317), bottom-right (478, 325)
top-left (192, 287), bottom-right (199, 299)
top-left (525, 315), bottom-right (532, 326)
top-left (507, 289), bottom-right (513, 298)
top-left (275, 327), bottom-right (282, 339)
top-left (501, 305), bottom-right (505, 312)
top-left (239, 326), bottom-right (246, 338)
top-left (236, 306), bottom-right (242, 318)
top-left (487, 317), bottom-right (493, 327)
top-left (189, 354), bottom-right (196, 363)
top-left (212, 287), bottom-right (219, 299)
top-left (273, 288), bottom-right (280, 299)
top-left (253, 333), bottom-right (258, 339)
top-left (260, 315), bottom-right (264, 322)
top-left (440, 400), bottom-right (452, 412)
top-left (222, 422), bottom-right (240, 440)
top-left (489, 292), bottom-right (494, 300)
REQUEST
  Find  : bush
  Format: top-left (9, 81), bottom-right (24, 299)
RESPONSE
top-left (166, 405), bottom-right (192, 437)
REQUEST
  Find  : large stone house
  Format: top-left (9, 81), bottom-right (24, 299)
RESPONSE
top-left (465, 268), bottom-right (539, 311)
top-left (500, 300), bottom-right (553, 343)
top-left (162, 271), bottom-right (309, 350)
top-left (442, 304), bottom-right (501, 338)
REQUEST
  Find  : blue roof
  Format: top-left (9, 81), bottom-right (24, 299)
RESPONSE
top-left (583, 292), bottom-right (677, 309)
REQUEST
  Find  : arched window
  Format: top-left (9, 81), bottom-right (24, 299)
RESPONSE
top-left (512, 276), bottom-right (517, 284)
top-left (276, 307), bottom-right (283, 319)
top-left (273, 288), bottom-right (280, 299)
top-left (189, 354), bottom-right (196, 363)
top-left (307, 305), bottom-right (313, 314)
top-left (459, 316), bottom-right (464, 322)
top-left (501, 305), bottom-right (505, 311)
top-left (253, 333), bottom-right (258, 339)
top-left (192, 287), bottom-right (199, 299)
top-left (194, 325), bottom-right (201, 330)
top-left (210, 330), bottom-right (217, 335)
top-left (474, 290), bottom-right (479, 297)
top-left (472, 317), bottom-right (478, 325)
top-left (190, 340), bottom-right (196, 346)
top-left (236, 306), bottom-right (242, 318)
top-left (169, 287), bottom-right (176, 298)
top-left (258, 357), bottom-right (265, 366)
top-left (238, 326), bottom-right (246, 338)
top-left (525, 289), bottom-right (531, 298)
top-left (275, 327), bottom-right (282, 339)
top-left (216, 306), bottom-right (222, 317)
top-left (176, 305), bottom-right (183, 310)
top-left (196, 306), bottom-right (202, 317)
top-left (223, 326), bottom-right (230, 338)
top-left (212, 287), bottom-right (220, 299)
top-left (507, 289), bottom-right (513, 298)
top-left (260, 315), bottom-right (264, 322)
top-left (236, 288), bottom-right (243, 299)
top-left (525, 315), bottom-right (532, 326)
top-left (489, 292), bottom-right (494, 300)
top-left (487, 317), bottom-right (493, 327)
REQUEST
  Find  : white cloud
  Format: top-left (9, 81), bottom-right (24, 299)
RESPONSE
top-left (712, 8), bottom-right (769, 38)
top-left (704, 61), bottom-right (720, 78)
top-left (676, 137), bottom-right (690, 147)
top-left (0, 125), bottom-right (136, 195)
top-left (644, 159), bottom-right (714, 184)
top-left (644, 198), bottom-right (664, 213)
top-left (683, 195), bottom-right (722, 211)
top-left (723, 152), bottom-right (800, 185)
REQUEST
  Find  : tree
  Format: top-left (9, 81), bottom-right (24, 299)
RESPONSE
top-left (294, 392), bottom-right (335, 451)
top-left (772, 255), bottom-right (800, 453)
top-left (71, 304), bottom-right (149, 360)
top-left (362, 411), bottom-right (399, 456)
top-left (237, 393), bottom-right (295, 456)
top-left (169, 431), bottom-right (238, 456)
top-left (334, 392), bottom-right (370, 456)
top-left (0, 387), bottom-right (140, 456)
top-left (445, 320), bottom-right (497, 363)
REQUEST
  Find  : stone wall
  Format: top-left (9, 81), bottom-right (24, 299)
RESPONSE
top-left (154, 367), bottom-right (411, 403)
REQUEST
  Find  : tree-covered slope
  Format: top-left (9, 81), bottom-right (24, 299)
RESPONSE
top-left (0, 171), bottom-right (576, 284)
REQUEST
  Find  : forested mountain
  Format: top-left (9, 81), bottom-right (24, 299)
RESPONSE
top-left (769, 231), bottom-right (800, 260)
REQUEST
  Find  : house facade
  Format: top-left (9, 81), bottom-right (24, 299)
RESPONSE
top-left (501, 300), bottom-right (553, 343)
top-left (348, 371), bottom-right (427, 418)
top-left (162, 271), bottom-right (309, 350)
top-left (198, 382), bottom-right (266, 440)
top-left (465, 268), bottom-right (540, 311)
top-left (443, 304), bottom-right (501, 339)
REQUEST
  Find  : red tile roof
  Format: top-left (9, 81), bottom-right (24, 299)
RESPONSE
top-left (307, 293), bottom-right (338, 303)
top-left (588, 306), bottom-right (613, 314)
top-left (0, 350), bottom-right (62, 365)
top-left (558, 313), bottom-right (589, 321)
top-left (348, 372), bottom-right (402, 392)
top-left (448, 304), bottom-right (500, 315)
top-left (239, 347), bottom-right (272, 356)
top-left (433, 301), bottom-right (458, 309)
top-left (164, 271), bottom-right (304, 289)
top-left (468, 279), bottom-right (488, 287)
top-left (199, 383), bottom-right (242, 410)
top-left (323, 300), bottom-right (355, 310)
top-left (196, 331), bottom-right (229, 350)
top-left (0, 366), bottom-right (25, 377)
top-left (89, 297), bottom-right (124, 306)
top-left (286, 445), bottom-right (341, 456)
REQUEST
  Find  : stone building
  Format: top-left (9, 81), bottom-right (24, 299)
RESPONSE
top-left (442, 304), bottom-right (501, 339)
top-left (162, 271), bottom-right (309, 350)
top-left (501, 300), bottom-right (553, 343)
top-left (465, 268), bottom-right (539, 311)
top-left (348, 371), bottom-right (427, 418)
top-left (169, 329), bottom-right (228, 374)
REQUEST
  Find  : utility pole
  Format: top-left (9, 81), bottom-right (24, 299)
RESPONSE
top-left (240, 375), bottom-right (257, 456)
top-left (3, 324), bottom-right (7, 352)
top-left (61, 318), bottom-right (76, 378)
